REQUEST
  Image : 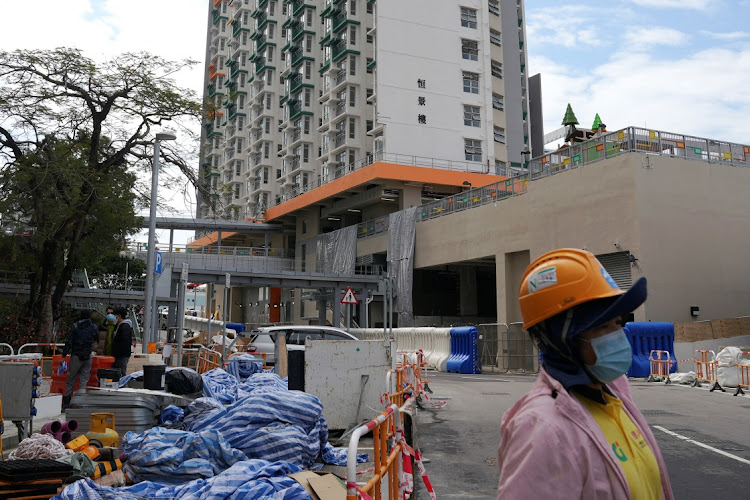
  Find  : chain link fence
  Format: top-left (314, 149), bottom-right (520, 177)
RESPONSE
top-left (478, 322), bottom-right (539, 373)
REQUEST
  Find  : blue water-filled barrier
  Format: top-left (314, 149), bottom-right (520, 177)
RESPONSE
top-left (226, 322), bottom-right (246, 333)
top-left (624, 322), bottom-right (677, 378)
top-left (446, 327), bottom-right (481, 374)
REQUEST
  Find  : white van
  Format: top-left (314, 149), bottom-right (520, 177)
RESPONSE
top-left (241, 325), bottom-right (359, 365)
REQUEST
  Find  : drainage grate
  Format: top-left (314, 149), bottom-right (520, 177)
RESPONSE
top-left (640, 410), bottom-right (680, 417)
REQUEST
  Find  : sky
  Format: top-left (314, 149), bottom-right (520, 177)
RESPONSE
top-left (1, 0), bottom-right (749, 242)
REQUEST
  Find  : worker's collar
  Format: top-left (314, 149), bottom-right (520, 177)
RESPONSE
top-left (570, 384), bottom-right (615, 405)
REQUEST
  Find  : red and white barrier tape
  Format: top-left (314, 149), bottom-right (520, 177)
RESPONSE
top-left (397, 428), bottom-right (436, 500)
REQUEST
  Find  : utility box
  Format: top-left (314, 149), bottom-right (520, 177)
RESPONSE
top-left (304, 340), bottom-right (393, 430)
top-left (0, 363), bottom-right (36, 437)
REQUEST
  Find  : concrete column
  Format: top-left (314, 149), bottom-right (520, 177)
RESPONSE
top-left (318, 293), bottom-right (327, 326)
top-left (503, 250), bottom-right (530, 324)
top-left (401, 185), bottom-right (422, 209)
top-left (459, 267), bottom-right (478, 317)
top-left (358, 289), bottom-right (368, 328)
top-left (332, 287), bottom-right (341, 328)
top-left (495, 253), bottom-right (508, 324)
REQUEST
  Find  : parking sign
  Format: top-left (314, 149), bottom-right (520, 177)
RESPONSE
top-left (154, 250), bottom-right (163, 275)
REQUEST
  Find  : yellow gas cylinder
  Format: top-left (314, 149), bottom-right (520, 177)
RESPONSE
top-left (86, 413), bottom-right (119, 447)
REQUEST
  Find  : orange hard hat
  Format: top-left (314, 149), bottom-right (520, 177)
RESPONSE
top-left (519, 248), bottom-right (645, 331)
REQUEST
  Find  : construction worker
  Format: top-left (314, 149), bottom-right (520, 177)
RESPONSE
top-left (497, 249), bottom-right (673, 499)
top-left (61, 309), bottom-right (98, 409)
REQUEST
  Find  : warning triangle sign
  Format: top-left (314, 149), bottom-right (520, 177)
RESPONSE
top-left (341, 286), bottom-right (359, 305)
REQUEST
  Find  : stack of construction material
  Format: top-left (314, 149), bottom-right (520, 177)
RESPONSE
top-left (65, 392), bottom-right (158, 435)
top-left (0, 459), bottom-right (74, 499)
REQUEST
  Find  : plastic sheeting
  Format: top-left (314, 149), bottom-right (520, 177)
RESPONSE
top-left (226, 353), bottom-right (265, 381)
top-left (52, 459), bottom-right (311, 500)
top-left (201, 368), bottom-right (243, 405)
top-left (159, 405), bottom-right (185, 426)
top-left (388, 206), bottom-right (419, 327)
top-left (190, 370), bottom-right (367, 468)
top-left (315, 225), bottom-right (357, 274)
top-left (121, 428), bottom-right (247, 484)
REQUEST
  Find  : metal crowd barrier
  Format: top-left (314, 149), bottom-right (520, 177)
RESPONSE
top-left (477, 323), bottom-right (539, 374)
top-left (0, 343), bottom-right (13, 356)
top-left (692, 350), bottom-right (725, 392)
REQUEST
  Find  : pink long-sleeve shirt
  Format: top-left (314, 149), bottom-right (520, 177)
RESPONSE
top-left (497, 367), bottom-right (674, 499)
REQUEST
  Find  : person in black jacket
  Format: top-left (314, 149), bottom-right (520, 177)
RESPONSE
top-left (111, 307), bottom-right (133, 377)
top-left (62, 309), bottom-right (98, 409)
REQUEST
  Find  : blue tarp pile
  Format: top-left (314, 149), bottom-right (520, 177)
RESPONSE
top-left (226, 353), bottom-right (265, 380)
top-left (53, 369), bottom-right (367, 499)
top-left (53, 459), bottom-right (309, 499)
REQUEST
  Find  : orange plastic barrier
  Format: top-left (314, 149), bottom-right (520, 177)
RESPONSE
top-left (646, 350), bottom-right (673, 384)
top-left (50, 355), bottom-right (115, 394)
top-left (346, 404), bottom-right (403, 500)
top-left (734, 351), bottom-right (750, 397)
top-left (196, 347), bottom-right (222, 374)
top-left (692, 350), bottom-right (725, 392)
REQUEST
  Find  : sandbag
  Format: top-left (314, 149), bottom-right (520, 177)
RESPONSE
top-left (716, 346), bottom-right (743, 367)
top-left (669, 371), bottom-right (696, 384)
top-left (717, 366), bottom-right (739, 387)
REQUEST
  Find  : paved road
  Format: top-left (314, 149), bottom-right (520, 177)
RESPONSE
top-left (414, 372), bottom-right (750, 499)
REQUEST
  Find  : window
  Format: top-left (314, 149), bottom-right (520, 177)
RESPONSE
top-left (282, 2), bottom-right (288, 15)
top-left (367, 2), bottom-right (373, 13)
top-left (300, 244), bottom-right (306, 272)
top-left (269, 0), bottom-right (275, 16)
top-left (366, 120), bottom-right (373, 132)
top-left (303, 144), bottom-right (310, 162)
top-left (264, 117), bottom-right (271, 134)
top-left (301, 219), bottom-right (307, 234)
top-left (463, 105), bottom-right (480, 127)
top-left (234, 184), bottom-right (240, 200)
top-left (304, 116), bottom-right (311, 134)
top-left (236, 138), bottom-right (244, 153)
top-left (306, 9), bottom-right (313, 27)
top-left (266, 93), bottom-right (272, 110)
top-left (304, 88), bottom-right (311, 107)
top-left (488, 0), bottom-right (500, 16)
top-left (236, 162), bottom-right (242, 176)
top-left (305, 60), bottom-right (312, 79)
top-left (268, 23), bottom-right (275, 39)
top-left (460, 7), bottom-right (477, 29)
top-left (366, 88), bottom-right (373, 100)
top-left (350, 0), bottom-right (356, 15)
top-left (238, 116), bottom-right (244, 130)
top-left (464, 139), bottom-right (482, 162)
top-left (366, 58), bottom-right (373, 74)
top-left (490, 29), bottom-right (502, 47)
top-left (349, 55), bottom-right (356, 75)
top-left (494, 126), bottom-right (506, 144)
top-left (491, 60), bottom-right (503, 78)
top-left (239, 94), bottom-right (246, 108)
top-left (463, 71), bottom-right (479, 94)
top-left (461, 39), bottom-right (478, 61)
top-left (349, 150), bottom-right (355, 165)
top-left (263, 166), bottom-right (269, 183)
top-left (350, 25), bottom-right (356, 45)
top-left (349, 117), bottom-right (356, 139)
top-left (367, 29), bottom-right (373, 43)
top-left (349, 86), bottom-right (356, 106)
top-left (221, 20), bottom-right (226, 32)
top-left (264, 142), bottom-right (270, 158)
top-left (267, 46), bottom-right (274, 63)
top-left (492, 93), bottom-right (504, 110)
top-left (338, 151), bottom-right (346, 166)
top-left (495, 160), bottom-right (507, 175)
top-left (306, 34), bottom-right (313, 53)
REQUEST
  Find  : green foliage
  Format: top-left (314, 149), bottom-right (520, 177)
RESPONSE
top-left (0, 47), bottom-right (204, 334)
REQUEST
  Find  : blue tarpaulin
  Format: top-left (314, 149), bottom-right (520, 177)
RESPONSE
top-left (121, 428), bottom-right (247, 484)
top-left (52, 459), bottom-right (312, 500)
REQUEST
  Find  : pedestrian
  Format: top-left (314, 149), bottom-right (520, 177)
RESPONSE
top-left (497, 249), bottom-right (673, 499)
top-left (61, 309), bottom-right (98, 409)
top-left (98, 306), bottom-right (117, 356)
top-left (111, 307), bottom-right (133, 377)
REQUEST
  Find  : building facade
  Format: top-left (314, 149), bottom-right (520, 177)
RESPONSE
top-left (197, 0), bottom-right (532, 229)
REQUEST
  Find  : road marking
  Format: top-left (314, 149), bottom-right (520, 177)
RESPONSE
top-left (653, 426), bottom-right (750, 466)
top-left (460, 377), bottom-right (512, 382)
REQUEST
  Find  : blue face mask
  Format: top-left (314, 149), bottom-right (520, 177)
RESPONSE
top-left (106, 314), bottom-right (116, 322)
top-left (581, 328), bottom-right (632, 383)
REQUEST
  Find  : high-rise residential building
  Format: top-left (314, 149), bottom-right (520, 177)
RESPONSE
top-left (197, 0), bottom-right (532, 230)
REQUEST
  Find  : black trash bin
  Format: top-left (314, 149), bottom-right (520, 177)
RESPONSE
top-left (143, 364), bottom-right (167, 391)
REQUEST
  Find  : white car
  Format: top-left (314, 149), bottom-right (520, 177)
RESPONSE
top-left (240, 325), bottom-right (359, 365)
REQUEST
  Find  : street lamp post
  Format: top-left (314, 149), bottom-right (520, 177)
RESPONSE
top-left (143, 131), bottom-right (176, 353)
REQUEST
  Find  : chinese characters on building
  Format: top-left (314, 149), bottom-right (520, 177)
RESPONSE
top-left (417, 78), bottom-right (426, 124)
